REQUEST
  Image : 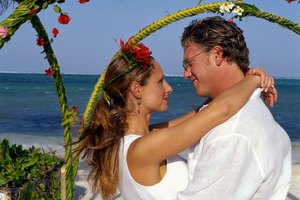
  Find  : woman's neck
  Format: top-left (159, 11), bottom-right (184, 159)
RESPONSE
top-left (125, 114), bottom-right (150, 136)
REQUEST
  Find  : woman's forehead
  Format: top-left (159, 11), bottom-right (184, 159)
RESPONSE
top-left (152, 60), bottom-right (164, 76)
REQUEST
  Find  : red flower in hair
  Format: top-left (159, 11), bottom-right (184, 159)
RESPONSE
top-left (45, 67), bottom-right (53, 77)
top-left (286, 0), bottom-right (296, 3)
top-left (52, 28), bottom-right (59, 37)
top-left (58, 13), bottom-right (71, 25)
top-left (79, 0), bottom-right (89, 4)
top-left (118, 37), bottom-right (152, 69)
top-left (228, 18), bottom-right (234, 23)
top-left (37, 37), bottom-right (44, 46)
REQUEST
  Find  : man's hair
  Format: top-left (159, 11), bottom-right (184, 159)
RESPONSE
top-left (181, 16), bottom-right (249, 74)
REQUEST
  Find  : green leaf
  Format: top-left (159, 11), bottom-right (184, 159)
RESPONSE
top-left (0, 176), bottom-right (11, 187)
top-left (53, 5), bottom-right (62, 14)
top-left (21, 154), bottom-right (38, 170)
top-left (39, 183), bottom-right (46, 191)
top-left (102, 91), bottom-right (110, 106)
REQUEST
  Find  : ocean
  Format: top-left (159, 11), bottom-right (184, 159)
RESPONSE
top-left (0, 73), bottom-right (300, 149)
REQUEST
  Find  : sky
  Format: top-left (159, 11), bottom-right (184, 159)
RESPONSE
top-left (0, 0), bottom-right (300, 78)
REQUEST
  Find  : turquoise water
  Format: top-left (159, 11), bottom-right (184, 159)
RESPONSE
top-left (0, 73), bottom-right (299, 146)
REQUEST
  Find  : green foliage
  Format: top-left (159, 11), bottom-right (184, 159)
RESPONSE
top-left (0, 139), bottom-right (63, 199)
top-left (53, 5), bottom-right (62, 14)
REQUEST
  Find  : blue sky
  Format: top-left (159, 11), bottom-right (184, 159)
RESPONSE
top-left (0, 0), bottom-right (300, 78)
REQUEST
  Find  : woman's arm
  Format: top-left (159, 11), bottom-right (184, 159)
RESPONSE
top-left (150, 67), bottom-right (277, 131)
top-left (130, 75), bottom-right (262, 165)
top-left (149, 98), bottom-right (211, 131)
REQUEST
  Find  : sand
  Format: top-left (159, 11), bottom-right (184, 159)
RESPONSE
top-left (73, 152), bottom-right (300, 200)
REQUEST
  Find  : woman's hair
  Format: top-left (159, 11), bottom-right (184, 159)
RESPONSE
top-left (73, 55), bottom-right (154, 200)
top-left (181, 16), bottom-right (249, 74)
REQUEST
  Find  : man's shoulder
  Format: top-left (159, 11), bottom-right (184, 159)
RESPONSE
top-left (202, 97), bottom-right (287, 145)
top-left (234, 93), bottom-right (275, 126)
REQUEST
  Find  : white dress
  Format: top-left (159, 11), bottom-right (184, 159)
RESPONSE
top-left (118, 134), bottom-right (188, 200)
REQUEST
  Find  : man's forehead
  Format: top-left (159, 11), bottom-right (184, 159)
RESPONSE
top-left (183, 40), bottom-right (193, 50)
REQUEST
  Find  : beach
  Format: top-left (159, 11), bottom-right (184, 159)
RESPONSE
top-left (1, 74), bottom-right (299, 199)
top-left (289, 147), bottom-right (300, 199)
top-left (73, 147), bottom-right (300, 200)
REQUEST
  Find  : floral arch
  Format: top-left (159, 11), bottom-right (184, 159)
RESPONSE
top-left (0, 0), bottom-right (299, 199)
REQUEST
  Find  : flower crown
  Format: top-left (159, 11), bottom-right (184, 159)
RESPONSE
top-left (101, 37), bottom-right (152, 105)
top-left (104, 37), bottom-right (152, 88)
top-left (118, 37), bottom-right (152, 69)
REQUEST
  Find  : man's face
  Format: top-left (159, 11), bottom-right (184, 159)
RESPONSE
top-left (183, 43), bottom-right (216, 98)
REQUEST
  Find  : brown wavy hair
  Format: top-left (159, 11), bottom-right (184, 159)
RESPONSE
top-left (73, 56), bottom-right (154, 200)
top-left (181, 16), bottom-right (249, 74)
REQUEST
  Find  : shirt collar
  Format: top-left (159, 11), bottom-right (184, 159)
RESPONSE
top-left (250, 88), bottom-right (263, 100)
top-left (199, 88), bottom-right (262, 111)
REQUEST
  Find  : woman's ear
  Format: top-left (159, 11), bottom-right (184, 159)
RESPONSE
top-left (129, 81), bottom-right (142, 99)
top-left (212, 45), bottom-right (224, 66)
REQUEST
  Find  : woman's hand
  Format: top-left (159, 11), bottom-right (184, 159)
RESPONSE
top-left (246, 67), bottom-right (278, 107)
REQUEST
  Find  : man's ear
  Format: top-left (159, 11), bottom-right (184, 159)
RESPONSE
top-left (129, 81), bottom-right (142, 99)
top-left (212, 45), bottom-right (224, 66)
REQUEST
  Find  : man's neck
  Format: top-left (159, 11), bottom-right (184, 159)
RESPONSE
top-left (210, 64), bottom-right (245, 99)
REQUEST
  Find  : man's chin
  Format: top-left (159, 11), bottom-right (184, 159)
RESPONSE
top-left (196, 91), bottom-right (208, 98)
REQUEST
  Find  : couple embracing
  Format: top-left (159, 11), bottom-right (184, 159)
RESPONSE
top-left (74, 16), bottom-right (291, 200)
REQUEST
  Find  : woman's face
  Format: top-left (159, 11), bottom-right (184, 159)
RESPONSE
top-left (140, 60), bottom-right (173, 114)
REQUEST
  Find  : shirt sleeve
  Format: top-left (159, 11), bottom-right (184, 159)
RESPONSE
top-left (177, 135), bottom-right (264, 200)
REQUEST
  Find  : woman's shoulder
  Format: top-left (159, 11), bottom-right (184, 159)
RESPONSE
top-left (120, 134), bottom-right (142, 153)
top-left (124, 134), bottom-right (142, 139)
top-left (123, 134), bottom-right (142, 144)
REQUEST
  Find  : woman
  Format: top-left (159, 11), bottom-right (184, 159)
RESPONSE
top-left (73, 38), bottom-right (276, 200)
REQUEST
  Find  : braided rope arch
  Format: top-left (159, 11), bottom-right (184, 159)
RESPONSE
top-left (1, 1), bottom-right (299, 200)
top-left (82, 2), bottom-right (300, 126)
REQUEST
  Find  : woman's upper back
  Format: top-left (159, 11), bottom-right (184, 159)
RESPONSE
top-left (118, 134), bottom-right (188, 200)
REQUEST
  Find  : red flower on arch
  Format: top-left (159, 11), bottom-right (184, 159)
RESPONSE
top-left (72, 106), bottom-right (78, 114)
top-left (52, 28), bottom-right (59, 37)
top-left (45, 67), bottom-right (53, 77)
top-left (29, 9), bottom-right (39, 15)
top-left (37, 37), bottom-right (44, 46)
top-left (228, 18), bottom-right (234, 23)
top-left (79, 0), bottom-right (89, 4)
top-left (58, 13), bottom-right (71, 25)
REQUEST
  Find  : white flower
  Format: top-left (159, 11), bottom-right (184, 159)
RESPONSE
top-left (219, 3), bottom-right (234, 14)
top-left (227, 3), bottom-right (235, 10)
top-left (231, 6), bottom-right (244, 16)
top-left (219, 3), bottom-right (244, 17)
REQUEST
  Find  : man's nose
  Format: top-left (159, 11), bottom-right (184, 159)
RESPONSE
top-left (183, 67), bottom-right (192, 79)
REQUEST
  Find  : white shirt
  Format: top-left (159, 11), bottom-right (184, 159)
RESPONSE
top-left (119, 134), bottom-right (188, 200)
top-left (178, 89), bottom-right (291, 200)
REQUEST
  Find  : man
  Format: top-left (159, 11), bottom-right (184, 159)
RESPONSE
top-left (177, 16), bottom-right (291, 200)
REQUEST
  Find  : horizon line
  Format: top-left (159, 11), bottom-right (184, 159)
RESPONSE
top-left (1, 71), bottom-right (300, 79)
